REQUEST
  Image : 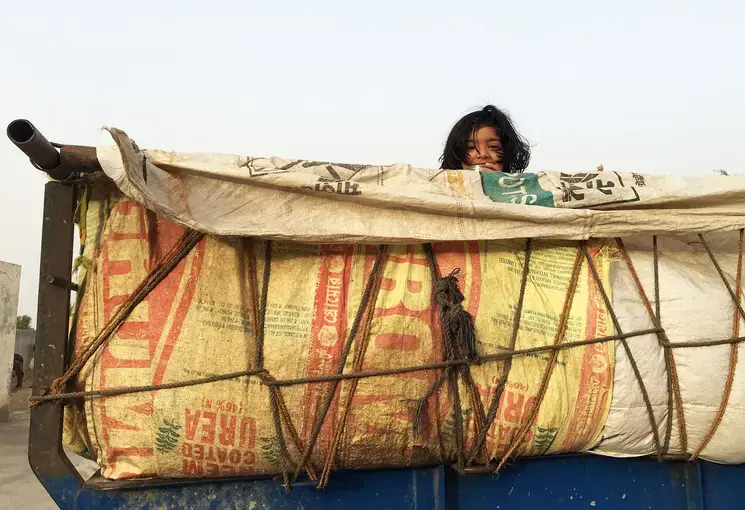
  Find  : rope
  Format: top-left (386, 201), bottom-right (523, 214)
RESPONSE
top-left (665, 336), bottom-right (745, 348)
top-left (466, 239), bottom-right (532, 467)
top-left (251, 241), bottom-right (294, 490)
top-left (267, 378), bottom-right (290, 489)
top-left (422, 243), bottom-right (488, 473)
top-left (33, 229), bottom-right (204, 405)
top-left (461, 368), bottom-right (489, 464)
top-left (615, 237), bottom-right (685, 454)
top-left (413, 370), bottom-right (449, 435)
top-left (275, 384), bottom-right (318, 482)
top-left (448, 353), bottom-right (467, 472)
top-left (699, 234), bottom-right (745, 323)
top-left (582, 243), bottom-right (663, 460)
top-left (494, 246), bottom-right (584, 473)
top-left (652, 236), bottom-right (687, 452)
top-left (412, 246), bottom-right (449, 435)
top-left (257, 241), bottom-right (272, 368)
top-left (29, 369), bottom-right (267, 402)
top-left (292, 245), bottom-right (388, 482)
top-left (29, 328), bottom-right (665, 403)
top-left (256, 242), bottom-right (319, 485)
top-left (691, 229), bottom-right (744, 460)
top-left (40, 231), bottom-right (745, 482)
top-left (318, 250), bottom-right (385, 488)
top-left (241, 238), bottom-right (260, 368)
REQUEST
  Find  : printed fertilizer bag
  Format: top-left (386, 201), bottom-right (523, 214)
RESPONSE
top-left (63, 187), bottom-right (614, 479)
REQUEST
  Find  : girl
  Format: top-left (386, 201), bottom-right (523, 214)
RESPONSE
top-left (440, 105), bottom-right (530, 173)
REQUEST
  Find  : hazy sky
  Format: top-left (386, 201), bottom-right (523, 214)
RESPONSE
top-left (1, 1), bottom-right (744, 323)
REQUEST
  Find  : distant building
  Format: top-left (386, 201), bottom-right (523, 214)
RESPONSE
top-left (0, 261), bottom-right (22, 422)
top-left (15, 328), bottom-right (35, 371)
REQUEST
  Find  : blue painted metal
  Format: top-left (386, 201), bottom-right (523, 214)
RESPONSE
top-left (449, 456), bottom-right (696, 510)
top-left (73, 466), bottom-right (444, 510)
top-left (34, 456), bottom-right (744, 509)
top-left (699, 462), bottom-right (743, 510)
top-left (38, 474), bottom-right (85, 510)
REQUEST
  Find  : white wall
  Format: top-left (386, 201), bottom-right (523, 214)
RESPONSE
top-left (15, 328), bottom-right (36, 370)
top-left (0, 261), bottom-right (22, 422)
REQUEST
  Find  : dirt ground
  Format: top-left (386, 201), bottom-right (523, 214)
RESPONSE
top-left (0, 386), bottom-right (98, 509)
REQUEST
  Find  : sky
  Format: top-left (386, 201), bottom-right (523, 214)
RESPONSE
top-left (1, 0), bottom-right (744, 325)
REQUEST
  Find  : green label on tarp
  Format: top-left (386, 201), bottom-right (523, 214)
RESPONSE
top-left (480, 172), bottom-right (555, 207)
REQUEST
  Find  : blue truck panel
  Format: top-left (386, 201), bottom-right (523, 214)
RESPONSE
top-left (38, 457), bottom-right (742, 509)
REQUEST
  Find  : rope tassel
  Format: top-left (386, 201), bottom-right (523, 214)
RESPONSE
top-left (434, 269), bottom-right (477, 360)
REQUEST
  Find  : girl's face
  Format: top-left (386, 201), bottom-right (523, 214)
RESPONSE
top-left (464, 126), bottom-right (503, 172)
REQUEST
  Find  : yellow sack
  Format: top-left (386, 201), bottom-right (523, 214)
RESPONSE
top-left (64, 187), bottom-right (613, 479)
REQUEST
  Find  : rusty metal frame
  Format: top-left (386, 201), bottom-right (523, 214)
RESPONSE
top-left (29, 181), bottom-right (82, 508)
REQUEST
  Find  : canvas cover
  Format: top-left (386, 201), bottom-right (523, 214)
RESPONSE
top-left (59, 131), bottom-right (744, 480)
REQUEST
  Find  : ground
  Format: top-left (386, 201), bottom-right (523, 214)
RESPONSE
top-left (0, 383), bottom-right (98, 509)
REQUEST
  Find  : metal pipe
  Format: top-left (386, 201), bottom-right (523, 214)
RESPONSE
top-left (7, 119), bottom-right (60, 170)
top-left (6, 119), bottom-right (103, 179)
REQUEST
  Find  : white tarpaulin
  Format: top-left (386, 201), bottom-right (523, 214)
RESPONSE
top-left (58, 128), bottom-right (745, 480)
top-left (96, 128), bottom-right (745, 244)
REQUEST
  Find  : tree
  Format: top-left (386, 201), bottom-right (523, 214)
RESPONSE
top-left (16, 315), bottom-right (32, 330)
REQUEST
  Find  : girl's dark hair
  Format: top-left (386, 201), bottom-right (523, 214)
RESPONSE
top-left (439, 105), bottom-right (530, 173)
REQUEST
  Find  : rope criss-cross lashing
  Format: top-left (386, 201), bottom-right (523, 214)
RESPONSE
top-left (419, 244), bottom-right (489, 472)
top-left (690, 231), bottom-right (745, 460)
top-left (33, 229), bottom-right (205, 404)
top-left (615, 237), bottom-right (686, 454)
top-left (582, 243), bottom-right (663, 460)
top-left (248, 240), bottom-right (295, 490)
top-left (317, 248), bottom-right (386, 488)
top-left (465, 239), bottom-right (532, 469)
top-left (239, 239), bottom-right (309, 483)
top-left (493, 245), bottom-right (584, 473)
top-left (25, 328), bottom-right (671, 404)
top-left (33, 231), bottom-right (745, 485)
top-left (291, 245), bottom-right (388, 483)
top-left (652, 236), bottom-right (686, 453)
top-left (249, 243), bottom-right (320, 483)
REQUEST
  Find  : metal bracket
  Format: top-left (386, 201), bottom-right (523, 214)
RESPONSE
top-left (46, 275), bottom-right (79, 292)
